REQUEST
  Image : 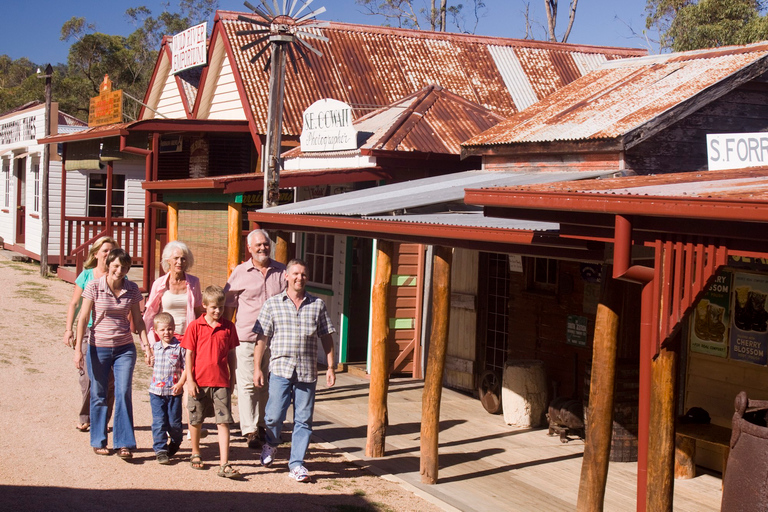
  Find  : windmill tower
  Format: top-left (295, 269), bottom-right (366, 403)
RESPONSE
top-left (237, 0), bottom-right (328, 208)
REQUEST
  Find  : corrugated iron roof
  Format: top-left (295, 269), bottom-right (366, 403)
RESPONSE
top-left (487, 167), bottom-right (768, 201)
top-left (263, 169), bottom-right (614, 216)
top-left (364, 211), bottom-right (558, 231)
top-left (283, 85), bottom-right (504, 159)
top-left (463, 41), bottom-right (768, 148)
top-left (219, 11), bottom-right (645, 136)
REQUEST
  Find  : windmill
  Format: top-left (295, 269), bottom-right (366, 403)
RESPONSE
top-left (237, 0), bottom-right (329, 208)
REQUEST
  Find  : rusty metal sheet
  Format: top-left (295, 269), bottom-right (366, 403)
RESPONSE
top-left (218, 11), bottom-right (645, 137)
top-left (465, 42), bottom-right (768, 148)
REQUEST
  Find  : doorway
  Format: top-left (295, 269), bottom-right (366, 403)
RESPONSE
top-left (346, 237), bottom-right (373, 363)
top-left (15, 157), bottom-right (25, 244)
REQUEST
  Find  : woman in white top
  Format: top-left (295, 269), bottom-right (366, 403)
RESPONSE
top-left (142, 241), bottom-right (204, 343)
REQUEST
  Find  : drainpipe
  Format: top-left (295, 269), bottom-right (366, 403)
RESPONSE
top-left (612, 214), bottom-right (655, 512)
top-left (120, 134), bottom-right (152, 291)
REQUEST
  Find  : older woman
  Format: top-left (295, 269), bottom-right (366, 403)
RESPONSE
top-left (64, 236), bottom-right (117, 432)
top-left (142, 241), bottom-right (203, 342)
top-left (74, 248), bottom-right (150, 458)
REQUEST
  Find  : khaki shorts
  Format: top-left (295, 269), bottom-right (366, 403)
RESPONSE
top-left (187, 386), bottom-right (233, 425)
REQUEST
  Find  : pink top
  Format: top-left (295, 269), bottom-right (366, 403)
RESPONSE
top-left (83, 276), bottom-right (143, 348)
top-left (224, 258), bottom-right (286, 342)
top-left (142, 273), bottom-right (202, 339)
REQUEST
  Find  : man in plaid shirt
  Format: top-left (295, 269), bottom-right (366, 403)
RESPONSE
top-left (252, 258), bottom-right (336, 483)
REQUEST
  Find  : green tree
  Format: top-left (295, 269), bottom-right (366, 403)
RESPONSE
top-left (0, 56), bottom-right (45, 114)
top-left (646, 0), bottom-right (768, 51)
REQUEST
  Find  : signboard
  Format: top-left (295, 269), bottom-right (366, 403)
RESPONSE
top-left (0, 114), bottom-right (36, 145)
top-left (159, 136), bottom-right (183, 153)
top-left (566, 315), bottom-right (588, 347)
top-left (239, 189), bottom-right (295, 208)
top-left (300, 99), bottom-right (358, 152)
top-left (88, 75), bottom-right (122, 127)
top-left (707, 132), bottom-right (768, 171)
top-left (690, 271), bottom-right (731, 358)
top-left (508, 254), bottom-right (523, 273)
top-left (171, 22), bottom-right (207, 74)
top-left (729, 271), bottom-right (768, 365)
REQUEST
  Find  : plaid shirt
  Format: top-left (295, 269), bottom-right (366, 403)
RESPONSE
top-left (253, 291), bottom-right (336, 383)
top-left (149, 337), bottom-right (185, 396)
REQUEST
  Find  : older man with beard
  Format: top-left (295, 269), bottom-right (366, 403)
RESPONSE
top-left (224, 229), bottom-right (286, 449)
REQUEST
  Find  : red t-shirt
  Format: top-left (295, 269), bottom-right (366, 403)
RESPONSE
top-left (181, 314), bottom-right (239, 387)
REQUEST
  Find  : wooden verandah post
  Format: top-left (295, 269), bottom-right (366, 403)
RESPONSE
top-left (227, 203), bottom-right (241, 278)
top-left (366, 239), bottom-right (393, 457)
top-left (274, 231), bottom-right (289, 265)
top-left (420, 245), bottom-right (452, 484)
top-left (167, 202), bottom-right (178, 242)
top-left (577, 268), bottom-right (622, 511)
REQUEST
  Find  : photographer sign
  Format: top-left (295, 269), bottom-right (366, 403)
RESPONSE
top-left (300, 99), bottom-right (358, 152)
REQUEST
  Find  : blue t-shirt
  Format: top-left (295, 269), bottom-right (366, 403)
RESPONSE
top-left (75, 268), bottom-right (95, 327)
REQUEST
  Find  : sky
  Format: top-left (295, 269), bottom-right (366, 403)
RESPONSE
top-left (0, 0), bottom-right (654, 66)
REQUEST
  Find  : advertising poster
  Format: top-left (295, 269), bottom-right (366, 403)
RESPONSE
top-left (690, 271), bottom-right (731, 358)
top-left (566, 315), bottom-right (588, 347)
top-left (729, 272), bottom-right (768, 365)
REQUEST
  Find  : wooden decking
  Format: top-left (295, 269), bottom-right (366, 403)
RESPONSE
top-left (312, 373), bottom-right (723, 511)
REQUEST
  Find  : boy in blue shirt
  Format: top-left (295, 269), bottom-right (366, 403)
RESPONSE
top-left (148, 312), bottom-right (186, 464)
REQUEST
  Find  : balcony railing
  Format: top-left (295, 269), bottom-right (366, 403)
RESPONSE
top-left (62, 217), bottom-right (144, 275)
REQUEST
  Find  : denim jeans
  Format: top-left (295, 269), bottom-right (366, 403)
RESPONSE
top-left (88, 343), bottom-right (136, 449)
top-left (149, 393), bottom-right (183, 453)
top-left (264, 372), bottom-right (317, 470)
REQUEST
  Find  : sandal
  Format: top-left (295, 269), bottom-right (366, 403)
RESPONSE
top-left (76, 423), bottom-right (90, 432)
top-left (117, 447), bottom-right (132, 460)
top-left (93, 447), bottom-right (110, 456)
top-left (217, 463), bottom-right (241, 479)
top-left (190, 453), bottom-right (204, 470)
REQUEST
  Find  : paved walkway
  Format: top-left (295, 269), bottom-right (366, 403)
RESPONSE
top-left (312, 373), bottom-right (724, 511)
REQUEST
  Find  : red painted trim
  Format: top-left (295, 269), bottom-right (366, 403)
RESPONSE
top-left (29, 213), bottom-right (39, 219)
top-left (140, 37), bottom-right (171, 119)
top-left (191, 14), bottom-right (221, 118)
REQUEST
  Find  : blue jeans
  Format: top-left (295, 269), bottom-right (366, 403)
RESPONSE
top-left (149, 393), bottom-right (183, 454)
top-left (88, 343), bottom-right (136, 449)
top-left (264, 373), bottom-right (317, 470)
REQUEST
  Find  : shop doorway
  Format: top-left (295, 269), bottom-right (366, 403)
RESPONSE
top-left (15, 157), bottom-right (25, 244)
top-left (346, 237), bottom-right (373, 363)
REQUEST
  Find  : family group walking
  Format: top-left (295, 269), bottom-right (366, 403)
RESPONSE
top-left (64, 229), bottom-right (337, 482)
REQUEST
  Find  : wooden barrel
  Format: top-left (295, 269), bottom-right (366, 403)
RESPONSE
top-left (584, 360), bottom-right (639, 462)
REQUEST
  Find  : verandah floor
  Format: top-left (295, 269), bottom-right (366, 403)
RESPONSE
top-left (312, 373), bottom-right (723, 512)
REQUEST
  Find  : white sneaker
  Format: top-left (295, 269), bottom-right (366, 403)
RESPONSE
top-left (186, 428), bottom-right (209, 441)
top-left (288, 465), bottom-right (311, 483)
top-left (260, 444), bottom-right (277, 467)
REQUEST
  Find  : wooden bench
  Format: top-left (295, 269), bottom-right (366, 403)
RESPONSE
top-left (675, 422), bottom-right (731, 480)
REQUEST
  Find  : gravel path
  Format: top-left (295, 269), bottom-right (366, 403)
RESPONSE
top-left (0, 251), bottom-right (442, 512)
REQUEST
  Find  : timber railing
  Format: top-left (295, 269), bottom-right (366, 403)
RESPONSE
top-left (62, 217), bottom-right (144, 275)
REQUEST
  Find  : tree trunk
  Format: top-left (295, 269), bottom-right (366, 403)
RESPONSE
top-left (366, 240), bottom-right (393, 458)
top-left (420, 245), bottom-right (452, 484)
top-left (577, 269), bottom-right (622, 511)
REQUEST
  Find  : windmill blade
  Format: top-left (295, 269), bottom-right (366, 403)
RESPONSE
top-left (287, 0), bottom-right (300, 17)
top-left (282, 0), bottom-right (288, 15)
top-left (258, 0), bottom-right (276, 16)
top-left (236, 28), bottom-right (270, 36)
top-left (295, 6), bottom-right (326, 24)
top-left (237, 15), bottom-right (270, 28)
top-left (243, 2), bottom-right (273, 21)
top-left (241, 34), bottom-right (270, 52)
top-left (250, 42), bottom-right (271, 64)
top-left (300, 21), bottom-right (330, 29)
top-left (296, 35), bottom-right (323, 57)
top-left (263, 54), bottom-right (272, 72)
top-left (295, 30), bottom-right (329, 43)
top-left (293, 37), bottom-right (312, 68)
top-left (291, 0), bottom-right (314, 20)
top-left (271, 0), bottom-right (280, 15)
top-left (286, 43), bottom-right (299, 74)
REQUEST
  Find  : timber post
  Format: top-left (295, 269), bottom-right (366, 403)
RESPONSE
top-left (420, 245), bottom-right (452, 484)
top-left (577, 269), bottom-right (622, 511)
top-left (167, 202), bottom-right (178, 242)
top-left (366, 239), bottom-right (393, 458)
top-left (274, 231), bottom-right (289, 265)
top-left (227, 203), bottom-right (242, 278)
top-left (647, 339), bottom-right (677, 512)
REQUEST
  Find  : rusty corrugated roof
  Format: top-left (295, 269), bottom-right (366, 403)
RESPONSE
top-left (219, 11), bottom-right (645, 137)
top-left (464, 42), bottom-right (768, 148)
top-left (482, 167), bottom-right (768, 201)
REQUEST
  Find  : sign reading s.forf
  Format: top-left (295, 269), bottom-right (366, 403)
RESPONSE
top-left (171, 22), bottom-right (207, 74)
top-left (707, 132), bottom-right (768, 170)
top-left (300, 99), bottom-right (358, 152)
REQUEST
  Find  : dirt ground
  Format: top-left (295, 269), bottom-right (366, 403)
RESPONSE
top-left (0, 251), bottom-right (442, 512)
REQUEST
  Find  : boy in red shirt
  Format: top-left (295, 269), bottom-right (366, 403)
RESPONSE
top-left (182, 285), bottom-right (240, 478)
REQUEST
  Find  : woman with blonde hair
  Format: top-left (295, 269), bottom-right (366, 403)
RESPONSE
top-left (64, 235), bottom-right (118, 431)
